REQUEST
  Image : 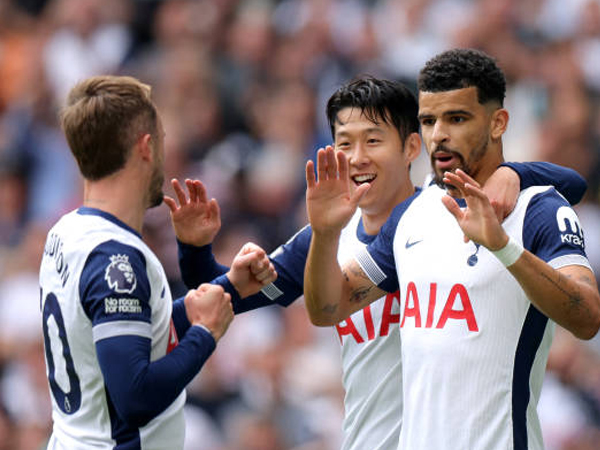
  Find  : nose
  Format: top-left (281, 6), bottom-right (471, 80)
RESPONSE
top-left (431, 121), bottom-right (449, 145)
top-left (348, 142), bottom-right (369, 167)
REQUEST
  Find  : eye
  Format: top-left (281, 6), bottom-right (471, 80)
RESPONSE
top-left (450, 116), bottom-right (466, 124)
top-left (367, 138), bottom-right (381, 145)
top-left (336, 142), bottom-right (350, 150)
top-left (420, 118), bottom-right (434, 126)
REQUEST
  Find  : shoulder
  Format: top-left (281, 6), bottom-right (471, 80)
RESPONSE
top-left (381, 187), bottom-right (425, 234)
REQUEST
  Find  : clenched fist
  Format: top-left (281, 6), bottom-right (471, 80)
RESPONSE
top-left (184, 284), bottom-right (233, 341)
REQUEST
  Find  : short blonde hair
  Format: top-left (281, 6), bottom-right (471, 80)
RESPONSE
top-left (61, 75), bottom-right (158, 180)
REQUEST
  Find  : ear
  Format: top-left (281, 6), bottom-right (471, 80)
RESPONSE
top-left (403, 132), bottom-right (422, 164)
top-left (490, 108), bottom-right (509, 141)
top-left (136, 133), bottom-right (153, 162)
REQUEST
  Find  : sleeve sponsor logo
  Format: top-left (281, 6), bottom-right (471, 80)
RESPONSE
top-left (556, 206), bottom-right (584, 248)
top-left (104, 254), bottom-right (137, 294)
top-left (104, 297), bottom-right (142, 314)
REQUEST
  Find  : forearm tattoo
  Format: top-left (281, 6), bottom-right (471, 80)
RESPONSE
top-left (344, 264), bottom-right (376, 305)
top-left (541, 271), bottom-right (588, 314)
top-left (320, 303), bottom-right (338, 315)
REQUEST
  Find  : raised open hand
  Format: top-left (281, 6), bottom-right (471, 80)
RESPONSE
top-left (442, 169), bottom-right (509, 250)
top-left (305, 145), bottom-right (370, 236)
top-left (164, 179), bottom-right (221, 246)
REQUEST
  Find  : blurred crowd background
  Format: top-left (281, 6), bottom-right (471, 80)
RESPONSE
top-left (1, 0), bottom-right (600, 449)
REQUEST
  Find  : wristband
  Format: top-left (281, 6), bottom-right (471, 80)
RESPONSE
top-left (491, 236), bottom-right (524, 267)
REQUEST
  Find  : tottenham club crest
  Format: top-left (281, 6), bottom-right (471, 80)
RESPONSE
top-left (105, 254), bottom-right (137, 294)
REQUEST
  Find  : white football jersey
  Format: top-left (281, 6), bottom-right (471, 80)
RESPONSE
top-left (358, 185), bottom-right (591, 450)
top-left (40, 208), bottom-right (184, 450)
top-left (266, 210), bottom-right (404, 450)
top-left (336, 210), bottom-right (402, 450)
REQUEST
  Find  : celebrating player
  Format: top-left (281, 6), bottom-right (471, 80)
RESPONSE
top-left (171, 75), bottom-right (587, 450)
top-left (39, 75), bottom-right (275, 450)
top-left (303, 50), bottom-right (600, 449)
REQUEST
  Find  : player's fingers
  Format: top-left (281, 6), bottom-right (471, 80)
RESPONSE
top-left (306, 160), bottom-right (316, 188)
top-left (261, 264), bottom-right (277, 284)
top-left (195, 180), bottom-right (209, 204)
top-left (240, 242), bottom-right (261, 255)
top-left (208, 199), bottom-right (221, 222)
top-left (441, 195), bottom-right (463, 220)
top-left (255, 264), bottom-right (277, 283)
top-left (185, 179), bottom-right (198, 203)
top-left (233, 252), bottom-right (258, 270)
top-left (317, 148), bottom-right (328, 182)
top-left (442, 172), bottom-right (467, 197)
top-left (172, 178), bottom-right (188, 205)
top-left (455, 169), bottom-right (481, 189)
top-left (163, 195), bottom-right (177, 212)
top-left (325, 145), bottom-right (338, 179)
top-left (250, 255), bottom-right (269, 274)
top-left (336, 149), bottom-right (349, 182)
top-left (489, 199), bottom-right (505, 222)
top-left (463, 182), bottom-right (488, 201)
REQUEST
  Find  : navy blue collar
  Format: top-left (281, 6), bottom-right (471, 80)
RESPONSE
top-left (356, 216), bottom-right (377, 244)
top-left (77, 207), bottom-right (141, 238)
top-left (356, 186), bottom-right (423, 244)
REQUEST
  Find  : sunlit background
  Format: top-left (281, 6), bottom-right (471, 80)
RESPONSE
top-left (1, 0), bottom-right (600, 449)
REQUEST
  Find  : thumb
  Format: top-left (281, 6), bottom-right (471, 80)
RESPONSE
top-left (232, 251), bottom-right (259, 269)
top-left (163, 196), bottom-right (177, 213)
top-left (350, 183), bottom-right (371, 207)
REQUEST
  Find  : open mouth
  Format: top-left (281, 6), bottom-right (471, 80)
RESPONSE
top-left (352, 174), bottom-right (376, 186)
top-left (433, 151), bottom-right (458, 170)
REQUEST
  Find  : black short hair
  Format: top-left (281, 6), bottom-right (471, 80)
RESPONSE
top-left (417, 48), bottom-right (506, 106)
top-left (326, 76), bottom-right (419, 142)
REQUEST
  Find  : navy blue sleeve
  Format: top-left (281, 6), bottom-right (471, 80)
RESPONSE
top-left (362, 189), bottom-right (422, 293)
top-left (80, 240), bottom-right (216, 426)
top-left (522, 188), bottom-right (589, 267)
top-left (178, 241), bottom-right (229, 289)
top-left (171, 298), bottom-right (191, 338)
top-left (363, 207), bottom-right (402, 293)
top-left (79, 240), bottom-right (152, 325)
top-left (500, 161), bottom-right (587, 206)
top-left (178, 227), bottom-right (312, 314)
top-left (209, 227), bottom-right (311, 313)
top-left (96, 326), bottom-right (215, 426)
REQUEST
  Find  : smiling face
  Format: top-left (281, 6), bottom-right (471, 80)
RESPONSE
top-left (418, 86), bottom-right (507, 192)
top-left (334, 107), bottom-right (419, 223)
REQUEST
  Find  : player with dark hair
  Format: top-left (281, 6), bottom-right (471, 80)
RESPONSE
top-left (170, 74), bottom-right (586, 450)
top-left (303, 49), bottom-right (600, 449)
top-left (39, 75), bottom-right (275, 450)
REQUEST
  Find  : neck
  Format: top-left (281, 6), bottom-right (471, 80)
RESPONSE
top-left (83, 172), bottom-right (148, 233)
top-left (361, 182), bottom-right (415, 235)
top-left (475, 148), bottom-right (505, 187)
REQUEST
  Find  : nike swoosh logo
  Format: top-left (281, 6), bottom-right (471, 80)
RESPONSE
top-left (405, 239), bottom-right (423, 249)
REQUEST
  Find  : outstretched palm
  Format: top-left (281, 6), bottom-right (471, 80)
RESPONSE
top-left (164, 179), bottom-right (221, 246)
top-left (306, 146), bottom-right (370, 235)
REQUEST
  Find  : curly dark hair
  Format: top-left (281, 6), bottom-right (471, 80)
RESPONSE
top-left (417, 48), bottom-right (506, 106)
top-left (327, 76), bottom-right (419, 143)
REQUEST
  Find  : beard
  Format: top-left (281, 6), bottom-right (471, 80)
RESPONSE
top-left (148, 165), bottom-right (164, 209)
top-left (430, 137), bottom-right (489, 193)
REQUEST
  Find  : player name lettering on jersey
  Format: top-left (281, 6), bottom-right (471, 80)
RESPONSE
top-left (336, 292), bottom-right (400, 343)
top-left (104, 297), bottom-right (143, 314)
top-left (401, 282), bottom-right (478, 332)
top-left (43, 232), bottom-right (70, 287)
